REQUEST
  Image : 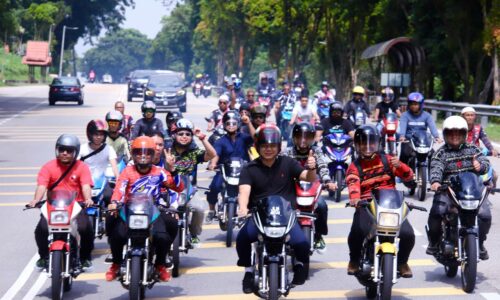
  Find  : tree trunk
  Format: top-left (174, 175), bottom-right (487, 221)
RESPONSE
top-left (494, 47), bottom-right (500, 105)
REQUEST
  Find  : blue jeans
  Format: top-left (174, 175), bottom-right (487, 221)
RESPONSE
top-left (236, 217), bottom-right (310, 267)
top-left (206, 172), bottom-right (223, 205)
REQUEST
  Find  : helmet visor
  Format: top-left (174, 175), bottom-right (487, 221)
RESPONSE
top-left (356, 134), bottom-right (380, 156)
top-left (293, 131), bottom-right (315, 149)
top-left (56, 146), bottom-right (76, 156)
top-left (132, 148), bottom-right (154, 165)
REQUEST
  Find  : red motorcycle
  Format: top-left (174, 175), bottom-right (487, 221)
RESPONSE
top-left (294, 180), bottom-right (322, 277)
top-left (381, 112), bottom-right (399, 155)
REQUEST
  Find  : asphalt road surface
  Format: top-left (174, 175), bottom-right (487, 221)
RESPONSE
top-left (0, 84), bottom-right (499, 300)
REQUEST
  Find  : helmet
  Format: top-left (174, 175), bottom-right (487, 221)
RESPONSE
top-left (255, 124), bottom-right (281, 151)
top-left (461, 106), bottom-right (476, 115)
top-left (354, 125), bottom-right (380, 158)
top-left (234, 78), bottom-right (242, 90)
top-left (250, 104), bottom-right (267, 116)
top-left (443, 116), bottom-right (468, 146)
top-left (195, 73), bottom-right (203, 79)
top-left (352, 86), bottom-right (365, 95)
top-left (407, 92), bottom-right (424, 111)
top-left (175, 118), bottom-right (194, 133)
top-left (219, 94), bottom-right (229, 103)
top-left (131, 136), bottom-right (155, 169)
top-left (329, 101), bottom-right (344, 118)
top-left (321, 81), bottom-right (329, 88)
top-left (292, 122), bottom-right (315, 153)
top-left (105, 110), bottom-right (123, 124)
top-left (261, 74), bottom-right (268, 79)
top-left (230, 73), bottom-right (237, 80)
top-left (381, 87), bottom-right (394, 101)
top-left (141, 101), bottom-right (156, 117)
top-left (239, 102), bottom-right (251, 113)
top-left (86, 119), bottom-right (108, 141)
top-left (166, 111), bottom-right (183, 126)
top-left (222, 110), bottom-right (240, 127)
top-left (55, 134), bottom-right (80, 159)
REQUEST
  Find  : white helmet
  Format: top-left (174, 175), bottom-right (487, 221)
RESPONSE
top-left (219, 94), bottom-right (229, 102)
top-left (461, 106), bottom-right (476, 115)
top-left (443, 115), bottom-right (468, 131)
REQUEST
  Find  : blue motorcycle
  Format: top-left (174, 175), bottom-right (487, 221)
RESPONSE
top-left (280, 103), bottom-right (294, 142)
top-left (322, 132), bottom-right (353, 202)
top-left (316, 98), bottom-right (332, 120)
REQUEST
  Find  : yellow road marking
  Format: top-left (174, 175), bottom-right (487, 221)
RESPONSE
top-left (0, 202), bottom-right (26, 207)
top-left (0, 174), bottom-right (36, 177)
top-left (328, 218), bottom-right (351, 224)
top-left (327, 203), bottom-right (345, 209)
top-left (0, 182), bottom-right (35, 186)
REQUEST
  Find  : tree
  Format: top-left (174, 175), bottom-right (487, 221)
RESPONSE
top-left (23, 2), bottom-right (68, 40)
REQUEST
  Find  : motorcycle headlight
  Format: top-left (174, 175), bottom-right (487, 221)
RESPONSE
top-left (227, 177), bottom-right (239, 186)
top-left (129, 215), bottom-right (149, 229)
top-left (415, 146), bottom-right (430, 154)
top-left (296, 196), bottom-right (315, 206)
top-left (263, 226), bottom-right (286, 238)
top-left (145, 90), bottom-right (154, 96)
top-left (378, 212), bottom-right (399, 227)
top-left (387, 124), bottom-right (396, 131)
top-left (50, 211), bottom-right (69, 225)
top-left (459, 200), bottom-right (479, 210)
top-left (177, 90), bottom-right (186, 96)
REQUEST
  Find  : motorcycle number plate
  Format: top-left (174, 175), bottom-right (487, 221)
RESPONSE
top-left (163, 100), bottom-right (168, 105)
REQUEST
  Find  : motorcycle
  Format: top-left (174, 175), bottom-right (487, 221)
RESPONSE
top-left (216, 158), bottom-right (245, 247)
top-left (316, 98), bottom-right (332, 120)
top-left (425, 172), bottom-right (491, 293)
top-left (257, 90), bottom-right (272, 116)
top-left (408, 130), bottom-right (434, 201)
top-left (25, 191), bottom-right (85, 300)
top-left (202, 82), bottom-right (212, 98)
top-left (248, 195), bottom-right (299, 300)
top-left (350, 190), bottom-right (426, 300)
top-left (279, 103), bottom-right (294, 142)
top-left (350, 106), bottom-right (367, 128)
top-left (116, 193), bottom-right (162, 299)
top-left (193, 82), bottom-right (202, 98)
top-left (381, 113), bottom-right (399, 156)
top-left (87, 172), bottom-right (108, 239)
top-left (322, 132), bottom-right (353, 202)
top-left (294, 180), bottom-right (321, 277)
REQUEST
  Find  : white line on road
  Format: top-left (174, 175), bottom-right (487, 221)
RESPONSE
top-left (413, 228), bottom-right (423, 236)
top-left (22, 273), bottom-right (47, 300)
top-left (482, 293), bottom-right (500, 300)
top-left (0, 101), bottom-right (46, 126)
top-left (0, 254), bottom-right (37, 300)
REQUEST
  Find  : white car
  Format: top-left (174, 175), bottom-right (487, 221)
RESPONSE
top-left (102, 74), bottom-right (113, 84)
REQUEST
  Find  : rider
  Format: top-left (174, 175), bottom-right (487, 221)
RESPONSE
top-left (289, 93), bottom-right (320, 126)
top-left (250, 103), bottom-right (267, 130)
top-left (242, 89), bottom-right (256, 107)
top-left (344, 85), bottom-right (370, 120)
top-left (427, 115), bottom-right (491, 260)
top-left (114, 101), bottom-right (134, 140)
top-left (206, 111), bottom-right (255, 221)
top-left (238, 102), bottom-right (252, 135)
top-left (283, 122), bottom-right (337, 252)
top-left (256, 74), bottom-right (272, 96)
top-left (313, 81), bottom-right (335, 119)
top-left (274, 82), bottom-right (297, 132)
top-left (345, 125), bottom-right (417, 278)
top-left (28, 134), bottom-right (94, 269)
top-left (207, 94), bottom-right (229, 131)
top-left (237, 124), bottom-right (316, 292)
top-left (105, 110), bottom-right (130, 163)
top-left (166, 118), bottom-right (217, 246)
top-left (165, 111), bottom-right (183, 136)
top-left (105, 136), bottom-right (184, 282)
top-left (318, 101), bottom-right (355, 138)
top-left (131, 101), bottom-right (164, 139)
top-left (373, 87), bottom-right (401, 136)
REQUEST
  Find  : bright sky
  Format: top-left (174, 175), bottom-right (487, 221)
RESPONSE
top-left (74, 0), bottom-right (171, 56)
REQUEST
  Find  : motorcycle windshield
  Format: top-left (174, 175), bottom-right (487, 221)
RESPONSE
top-left (452, 172), bottom-right (483, 200)
top-left (385, 113), bottom-right (398, 123)
top-left (411, 130), bottom-right (432, 147)
top-left (224, 157), bottom-right (245, 178)
top-left (257, 195), bottom-right (293, 227)
top-left (372, 189), bottom-right (404, 209)
top-left (47, 190), bottom-right (77, 207)
top-left (126, 193), bottom-right (156, 217)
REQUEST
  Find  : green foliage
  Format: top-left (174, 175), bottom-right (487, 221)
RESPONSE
top-left (23, 2), bottom-right (68, 40)
top-left (0, 50), bottom-right (41, 84)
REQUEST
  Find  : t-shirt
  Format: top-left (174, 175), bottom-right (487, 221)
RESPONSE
top-left (171, 146), bottom-right (206, 175)
top-left (292, 103), bottom-right (316, 122)
top-left (214, 133), bottom-right (254, 163)
top-left (239, 156), bottom-right (304, 208)
top-left (79, 143), bottom-right (117, 179)
top-left (320, 117), bottom-right (355, 136)
top-left (375, 101), bottom-right (399, 121)
top-left (107, 135), bottom-right (130, 162)
top-left (37, 159), bottom-right (93, 202)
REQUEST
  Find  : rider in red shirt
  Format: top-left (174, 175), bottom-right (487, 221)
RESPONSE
top-left (105, 136), bottom-right (183, 282)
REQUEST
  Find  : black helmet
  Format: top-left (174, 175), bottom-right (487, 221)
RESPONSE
top-left (255, 124), bottom-right (281, 151)
top-left (329, 101), bottom-right (344, 118)
top-left (222, 110), bottom-right (240, 126)
top-left (250, 104), bottom-right (267, 117)
top-left (55, 134), bottom-right (80, 159)
top-left (239, 102), bottom-right (251, 113)
top-left (141, 101), bottom-right (156, 117)
top-left (354, 125), bottom-right (380, 158)
top-left (166, 111), bottom-right (183, 127)
top-left (292, 122), bottom-right (315, 153)
top-left (321, 81), bottom-right (329, 88)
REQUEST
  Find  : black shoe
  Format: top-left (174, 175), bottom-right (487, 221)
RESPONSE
top-left (408, 187), bottom-right (416, 196)
top-left (479, 245), bottom-right (489, 260)
top-left (242, 272), bottom-right (254, 294)
top-left (426, 243), bottom-right (438, 256)
top-left (292, 264), bottom-right (306, 285)
top-left (347, 260), bottom-right (359, 275)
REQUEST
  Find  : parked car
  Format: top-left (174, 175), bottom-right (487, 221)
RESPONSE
top-left (143, 73), bottom-right (187, 112)
top-left (48, 77), bottom-right (84, 106)
top-left (102, 73), bottom-right (113, 84)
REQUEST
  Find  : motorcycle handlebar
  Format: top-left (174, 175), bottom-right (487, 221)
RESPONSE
top-left (405, 202), bottom-right (428, 212)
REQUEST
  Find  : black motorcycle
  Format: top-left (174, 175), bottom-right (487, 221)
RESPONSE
top-left (425, 172), bottom-right (490, 293)
top-left (408, 130), bottom-right (434, 201)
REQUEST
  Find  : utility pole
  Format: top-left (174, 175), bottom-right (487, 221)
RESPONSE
top-left (58, 25), bottom-right (78, 77)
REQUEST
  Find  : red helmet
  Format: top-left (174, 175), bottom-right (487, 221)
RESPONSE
top-left (86, 119), bottom-right (108, 141)
top-left (131, 136), bottom-right (155, 169)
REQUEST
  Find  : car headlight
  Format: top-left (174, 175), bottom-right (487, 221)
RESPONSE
top-left (145, 90), bottom-right (154, 96)
top-left (129, 215), bottom-right (149, 229)
top-left (378, 212), bottom-right (399, 227)
top-left (459, 200), bottom-right (479, 210)
top-left (177, 90), bottom-right (186, 96)
top-left (263, 226), bottom-right (286, 238)
top-left (50, 211), bottom-right (69, 225)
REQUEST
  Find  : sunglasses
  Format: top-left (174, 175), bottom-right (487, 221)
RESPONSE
top-left (107, 120), bottom-right (120, 126)
top-left (225, 121), bottom-right (238, 127)
top-left (144, 109), bottom-right (155, 113)
top-left (219, 101), bottom-right (228, 105)
top-left (253, 115), bottom-right (265, 119)
top-left (247, 94), bottom-right (255, 97)
top-left (57, 146), bottom-right (75, 154)
top-left (177, 132), bottom-right (192, 137)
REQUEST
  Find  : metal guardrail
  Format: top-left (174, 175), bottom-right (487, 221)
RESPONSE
top-left (398, 97), bottom-right (500, 127)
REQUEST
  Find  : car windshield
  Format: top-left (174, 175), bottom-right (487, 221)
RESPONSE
top-left (148, 76), bottom-right (182, 88)
top-left (132, 71), bottom-right (155, 79)
top-left (52, 77), bottom-right (78, 85)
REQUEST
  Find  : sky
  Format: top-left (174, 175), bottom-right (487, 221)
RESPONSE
top-left (74, 0), bottom-right (171, 56)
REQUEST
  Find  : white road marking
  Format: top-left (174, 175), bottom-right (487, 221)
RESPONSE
top-left (22, 273), bottom-right (47, 300)
top-left (481, 293), bottom-right (500, 300)
top-left (0, 101), bottom-right (46, 126)
top-left (413, 228), bottom-right (423, 236)
top-left (0, 254), bottom-right (37, 300)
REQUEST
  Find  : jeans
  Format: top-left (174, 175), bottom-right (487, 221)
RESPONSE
top-left (206, 172), bottom-right (223, 205)
top-left (314, 197), bottom-right (328, 236)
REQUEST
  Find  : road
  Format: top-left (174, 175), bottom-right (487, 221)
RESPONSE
top-left (0, 84), bottom-right (499, 300)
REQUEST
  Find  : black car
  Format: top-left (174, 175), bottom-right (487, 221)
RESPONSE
top-left (127, 70), bottom-right (154, 102)
top-left (143, 74), bottom-right (187, 112)
top-left (48, 77), bottom-right (84, 105)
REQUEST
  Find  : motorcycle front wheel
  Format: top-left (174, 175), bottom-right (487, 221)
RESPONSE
top-left (418, 165), bottom-right (427, 201)
top-left (172, 231), bottom-right (181, 277)
top-left (226, 202), bottom-right (236, 247)
top-left (129, 255), bottom-right (144, 300)
top-left (335, 169), bottom-right (343, 202)
top-left (268, 262), bottom-right (279, 300)
top-left (301, 226), bottom-right (312, 278)
top-left (380, 253), bottom-right (394, 300)
top-left (461, 233), bottom-right (477, 293)
top-left (51, 250), bottom-right (64, 300)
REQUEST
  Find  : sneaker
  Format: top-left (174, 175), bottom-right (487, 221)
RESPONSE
top-left (347, 260), bottom-right (359, 275)
top-left (155, 265), bottom-right (171, 282)
top-left (314, 236), bottom-right (327, 254)
top-left (479, 245), bottom-right (489, 260)
top-left (397, 263), bottom-right (413, 278)
top-left (35, 258), bottom-right (48, 271)
top-left (205, 210), bottom-right (215, 223)
top-left (242, 272), bottom-right (254, 294)
top-left (104, 255), bottom-right (114, 264)
top-left (191, 236), bottom-right (201, 248)
top-left (165, 257), bottom-right (174, 269)
top-left (291, 264), bottom-right (306, 285)
top-left (81, 259), bottom-right (93, 270)
top-left (105, 263), bottom-right (120, 281)
top-left (426, 244), bottom-right (438, 256)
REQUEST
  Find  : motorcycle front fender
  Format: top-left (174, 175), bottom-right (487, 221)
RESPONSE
top-left (50, 240), bottom-right (69, 252)
top-left (376, 242), bottom-right (396, 254)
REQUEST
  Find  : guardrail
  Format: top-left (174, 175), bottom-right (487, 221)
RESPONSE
top-left (398, 98), bottom-right (500, 127)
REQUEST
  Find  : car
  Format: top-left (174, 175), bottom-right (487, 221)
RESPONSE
top-left (102, 73), bottom-right (113, 84)
top-left (127, 70), bottom-right (156, 102)
top-left (143, 73), bottom-right (187, 112)
top-left (48, 77), bottom-right (84, 106)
